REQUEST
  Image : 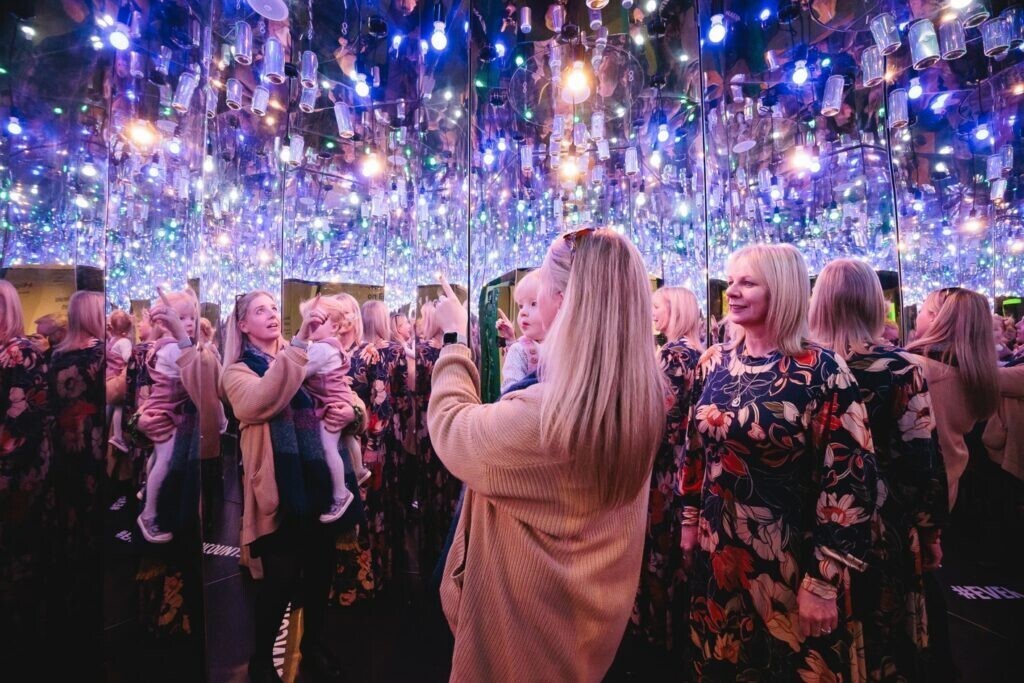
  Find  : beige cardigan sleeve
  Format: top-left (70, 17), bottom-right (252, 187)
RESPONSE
top-left (221, 345), bottom-right (309, 424)
top-left (427, 345), bottom-right (545, 495)
top-left (998, 364), bottom-right (1024, 398)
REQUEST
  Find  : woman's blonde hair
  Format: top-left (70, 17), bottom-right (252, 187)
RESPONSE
top-left (539, 229), bottom-right (665, 508)
top-left (222, 289), bottom-right (277, 366)
top-left (419, 301), bottom-right (442, 341)
top-left (56, 290), bottom-right (104, 353)
top-left (727, 243), bottom-right (809, 356)
top-left (0, 279), bottom-right (25, 342)
top-left (653, 286), bottom-right (703, 348)
top-left (332, 293), bottom-right (364, 347)
top-left (808, 258), bottom-right (886, 359)
top-left (389, 310), bottom-right (410, 343)
top-left (362, 300), bottom-right (390, 345)
top-left (908, 288), bottom-right (999, 419)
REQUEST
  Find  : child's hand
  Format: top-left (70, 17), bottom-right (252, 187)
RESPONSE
top-left (151, 288), bottom-right (189, 343)
top-left (296, 294), bottom-right (324, 342)
top-left (360, 343), bottom-right (381, 364)
top-left (495, 309), bottom-right (516, 342)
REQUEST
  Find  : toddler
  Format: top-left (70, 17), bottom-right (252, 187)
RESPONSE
top-left (300, 296), bottom-right (366, 523)
top-left (496, 269), bottom-right (544, 392)
top-left (106, 309), bottom-right (134, 452)
top-left (135, 288), bottom-right (199, 543)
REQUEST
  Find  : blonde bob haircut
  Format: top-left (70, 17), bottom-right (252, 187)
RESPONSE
top-left (908, 288), bottom-right (999, 420)
top-left (0, 279), bottom-right (25, 343)
top-left (330, 293), bottom-right (364, 347)
top-left (808, 258), bottom-right (886, 359)
top-left (222, 290), bottom-right (278, 367)
top-left (727, 243), bottom-right (810, 356)
top-left (361, 300), bottom-right (390, 345)
top-left (56, 290), bottom-right (105, 353)
top-left (299, 294), bottom-right (349, 331)
top-left (539, 228), bottom-right (665, 508)
top-left (653, 286), bottom-right (703, 348)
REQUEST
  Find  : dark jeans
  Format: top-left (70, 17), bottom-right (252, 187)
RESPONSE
top-left (251, 521), bottom-right (335, 664)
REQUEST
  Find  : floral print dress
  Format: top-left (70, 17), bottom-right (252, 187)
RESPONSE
top-left (0, 337), bottom-right (50, 633)
top-left (846, 345), bottom-right (948, 681)
top-left (681, 343), bottom-right (878, 681)
top-left (415, 341), bottom-right (461, 575)
top-left (631, 338), bottom-right (701, 651)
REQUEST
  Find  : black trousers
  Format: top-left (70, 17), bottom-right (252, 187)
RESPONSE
top-left (251, 521), bottom-right (335, 664)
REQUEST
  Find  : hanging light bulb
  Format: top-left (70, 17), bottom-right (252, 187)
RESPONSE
top-left (791, 59), bottom-right (809, 85)
top-left (657, 123), bottom-right (669, 143)
top-left (949, 0), bottom-right (970, 8)
top-left (562, 61), bottom-right (591, 104)
top-left (974, 122), bottom-right (990, 141)
top-left (560, 154), bottom-right (579, 180)
top-left (361, 151), bottom-right (383, 177)
top-left (907, 77), bottom-right (923, 100)
top-left (483, 144), bottom-right (495, 166)
top-left (708, 14), bottom-right (727, 43)
top-left (108, 23), bottom-right (131, 50)
top-left (630, 22), bottom-right (646, 46)
top-left (431, 21), bottom-right (448, 51)
top-left (6, 116), bottom-right (22, 135)
top-left (354, 73), bottom-right (370, 98)
top-left (520, 7), bottom-right (532, 34)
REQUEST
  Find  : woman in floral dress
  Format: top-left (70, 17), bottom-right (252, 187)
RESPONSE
top-left (415, 301), bottom-right (460, 576)
top-left (631, 286), bottom-right (703, 652)
top-left (810, 258), bottom-right (947, 680)
top-left (0, 280), bottom-right (51, 669)
top-left (45, 290), bottom-right (108, 677)
top-left (681, 245), bottom-right (877, 680)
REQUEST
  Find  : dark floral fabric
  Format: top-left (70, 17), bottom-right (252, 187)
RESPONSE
top-left (681, 342), bottom-right (878, 681)
top-left (0, 337), bottom-right (50, 636)
top-left (351, 340), bottom-right (410, 595)
top-left (415, 341), bottom-right (461, 575)
top-left (846, 345), bottom-right (948, 681)
top-left (631, 339), bottom-right (701, 651)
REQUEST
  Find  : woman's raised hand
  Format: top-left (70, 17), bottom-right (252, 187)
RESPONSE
top-left (296, 294), bottom-right (325, 342)
top-left (495, 309), bottom-right (516, 342)
top-left (435, 274), bottom-right (468, 335)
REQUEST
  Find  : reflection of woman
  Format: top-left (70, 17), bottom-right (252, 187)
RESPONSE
top-left (220, 291), bottom-right (357, 682)
top-left (46, 290), bottom-right (107, 677)
top-left (907, 288), bottom-right (999, 509)
top-left (810, 259), bottom-right (948, 680)
top-left (681, 245), bottom-right (877, 680)
top-left (359, 300), bottom-right (412, 590)
top-left (428, 229), bottom-right (665, 680)
top-left (631, 286), bottom-right (703, 651)
top-left (415, 300), bottom-right (460, 575)
top-left (0, 279), bottom-right (51, 666)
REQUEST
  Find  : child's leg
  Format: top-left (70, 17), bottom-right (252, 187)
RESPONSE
top-left (319, 423), bottom-right (351, 504)
top-left (344, 434), bottom-right (365, 472)
top-left (110, 405), bottom-right (124, 442)
top-left (141, 433), bottom-right (175, 522)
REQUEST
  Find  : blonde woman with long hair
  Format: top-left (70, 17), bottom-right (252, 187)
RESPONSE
top-left (632, 286), bottom-right (703, 651)
top-left (680, 244), bottom-right (877, 680)
top-left (907, 288), bottom-right (999, 509)
top-left (428, 228), bottom-right (664, 681)
top-left (810, 258), bottom-right (947, 680)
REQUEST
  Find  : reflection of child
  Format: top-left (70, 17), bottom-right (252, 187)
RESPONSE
top-left (300, 296), bottom-right (361, 523)
top-left (135, 289), bottom-right (198, 544)
top-left (106, 310), bottom-right (134, 452)
top-left (497, 270), bottom-right (544, 393)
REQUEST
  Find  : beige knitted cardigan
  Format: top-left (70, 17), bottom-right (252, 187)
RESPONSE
top-left (427, 345), bottom-right (649, 682)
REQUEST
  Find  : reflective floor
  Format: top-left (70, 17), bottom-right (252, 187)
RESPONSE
top-left (103, 437), bottom-right (1023, 683)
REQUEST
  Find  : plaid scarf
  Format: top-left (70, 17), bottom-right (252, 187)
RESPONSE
top-left (241, 343), bottom-right (332, 522)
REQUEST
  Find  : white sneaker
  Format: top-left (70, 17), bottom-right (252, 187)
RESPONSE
top-left (356, 468), bottom-right (372, 485)
top-left (319, 490), bottom-right (355, 523)
top-left (137, 515), bottom-right (173, 543)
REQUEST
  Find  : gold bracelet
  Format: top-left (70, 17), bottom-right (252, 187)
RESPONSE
top-left (801, 575), bottom-right (839, 601)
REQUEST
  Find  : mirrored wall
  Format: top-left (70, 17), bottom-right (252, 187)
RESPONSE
top-left (1, 0), bottom-right (1021, 680)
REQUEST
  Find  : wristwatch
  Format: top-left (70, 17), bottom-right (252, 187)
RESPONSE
top-left (443, 331), bottom-right (467, 346)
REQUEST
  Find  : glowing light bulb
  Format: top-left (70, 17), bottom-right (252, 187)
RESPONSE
top-left (949, 0), bottom-right (970, 9)
top-left (483, 148), bottom-right (495, 166)
top-left (560, 155), bottom-right (580, 180)
top-left (644, 0), bottom-right (657, 12)
top-left (908, 77), bottom-right (923, 100)
top-left (759, 8), bottom-right (771, 21)
top-left (354, 74), bottom-right (370, 98)
top-left (657, 123), bottom-right (669, 143)
top-left (74, 195), bottom-right (90, 209)
top-left (431, 21), bottom-right (448, 51)
top-left (361, 153), bottom-right (383, 177)
top-left (127, 120), bottom-right (156, 147)
top-left (392, 35), bottom-right (403, 50)
top-left (792, 60), bottom-right (809, 85)
top-left (20, 25), bottom-right (35, 38)
top-left (81, 162), bottom-right (97, 177)
top-left (708, 14), bottom-right (727, 43)
top-left (108, 23), bottom-right (130, 50)
top-left (974, 124), bottom-right (989, 141)
top-left (6, 117), bottom-right (21, 135)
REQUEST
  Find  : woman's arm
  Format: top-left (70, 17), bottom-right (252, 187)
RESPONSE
top-left (426, 345), bottom-right (542, 494)
top-left (997, 364), bottom-right (1024, 398)
top-left (221, 346), bottom-right (309, 423)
